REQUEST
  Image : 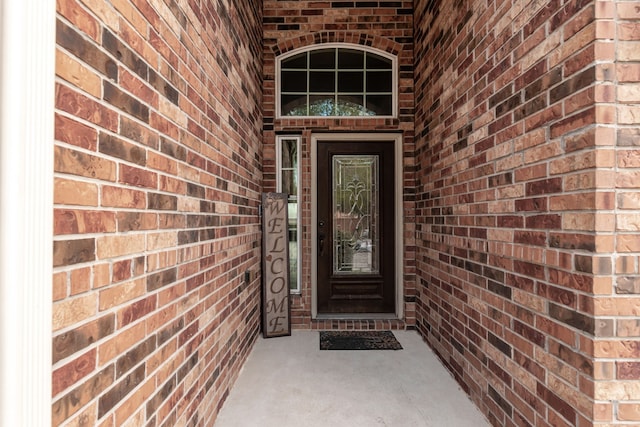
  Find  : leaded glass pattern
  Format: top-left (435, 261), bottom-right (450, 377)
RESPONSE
top-left (332, 155), bottom-right (379, 274)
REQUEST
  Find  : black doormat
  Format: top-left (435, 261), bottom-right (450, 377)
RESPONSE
top-left (319, 331), bottom-right (403, 350)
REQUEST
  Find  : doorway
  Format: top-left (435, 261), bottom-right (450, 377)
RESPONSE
top-left (312, 134), bottom-right (403, 317)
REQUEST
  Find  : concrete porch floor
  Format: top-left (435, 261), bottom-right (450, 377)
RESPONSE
top-left (215, 330), bottom-right (489, 427)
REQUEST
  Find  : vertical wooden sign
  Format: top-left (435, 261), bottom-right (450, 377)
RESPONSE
top-left (261, 193), bottom-right (291, 338)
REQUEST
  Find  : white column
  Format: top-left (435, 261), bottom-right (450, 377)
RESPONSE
top-left (0, 0), bottom-right (55, 425)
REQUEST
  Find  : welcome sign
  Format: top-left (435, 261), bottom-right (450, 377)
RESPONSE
top-left (261, 193), bottom-right (291, 338)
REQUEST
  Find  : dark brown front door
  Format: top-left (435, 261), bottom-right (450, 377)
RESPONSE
top-left (317, 140), bottom-right (395, 314)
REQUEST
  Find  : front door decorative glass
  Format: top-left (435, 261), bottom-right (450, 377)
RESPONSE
top-left (332, 155), bottom-right (379, 274)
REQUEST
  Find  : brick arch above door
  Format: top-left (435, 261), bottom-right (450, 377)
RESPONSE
top-left (270, 31), bottom-right (403, 58)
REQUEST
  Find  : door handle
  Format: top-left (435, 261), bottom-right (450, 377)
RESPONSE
top-left (318, 221), bottom-right (326, 257)
top-left (318, 231), bottom-right (326, 257)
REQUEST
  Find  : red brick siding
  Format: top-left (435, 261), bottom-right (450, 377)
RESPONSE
top-left (53, 0), bottom-right (262, 425)
top-left (414, 0), bottom-right (614, 425)
top-left (594, 1), bottom-right (640, 424)
top-left (263, 1), bottom-right (416, 329)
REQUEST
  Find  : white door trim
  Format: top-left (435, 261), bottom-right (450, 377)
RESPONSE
top-left (311, 133), bottom-right (404, 319)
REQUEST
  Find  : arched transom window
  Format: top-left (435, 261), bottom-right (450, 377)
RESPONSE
top-left (277, 44), bottom-right (397, 118)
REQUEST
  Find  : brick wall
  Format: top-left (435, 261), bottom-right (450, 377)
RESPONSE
top-left (263, 0), bottom-right (416, 329)
top-left (414, 0), bottom-right (639, 425)
top-left (53, 0), bottom-right (262, 425)
top-left (595, 0), bottom-right (640, 424)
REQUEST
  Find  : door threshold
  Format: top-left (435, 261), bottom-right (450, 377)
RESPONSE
top-left (315, 313), bottom-right (398, 320)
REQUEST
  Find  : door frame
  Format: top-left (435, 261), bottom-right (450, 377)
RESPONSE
top-left (311, 133), bottom-right (404, 319)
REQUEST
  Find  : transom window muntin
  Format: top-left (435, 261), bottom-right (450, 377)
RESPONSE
top-left (277, 45), bottom-right (396, 118)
